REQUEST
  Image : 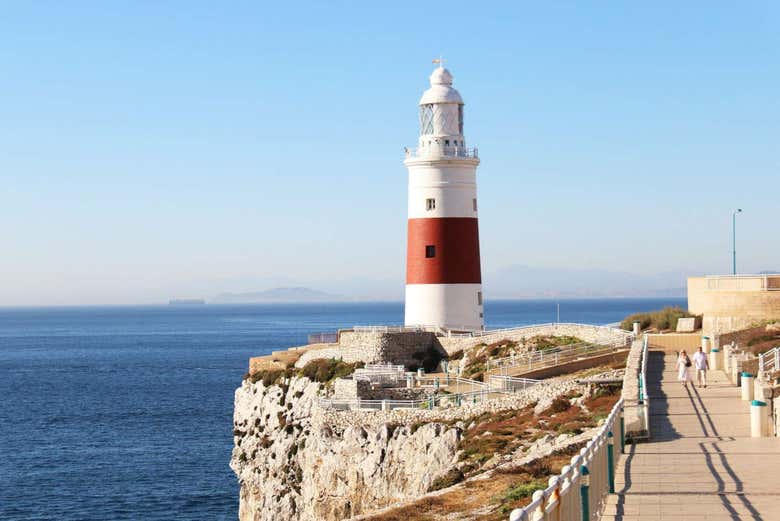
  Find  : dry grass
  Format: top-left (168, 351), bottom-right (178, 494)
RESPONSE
top-left (365, 390), bottom-right (621, 521)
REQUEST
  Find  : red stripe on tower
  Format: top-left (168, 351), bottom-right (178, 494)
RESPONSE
top-left (406, 218), bottom-right (481, 284)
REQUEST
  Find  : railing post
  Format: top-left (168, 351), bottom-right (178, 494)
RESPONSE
top-left (607, 431), bottom-right (615, 493)
top-left (619, 407), bottom-right (625, 454)
top-left (775, 349), bottom-right (780, 377)
top-left (580, 465), bottom-right (590, 521)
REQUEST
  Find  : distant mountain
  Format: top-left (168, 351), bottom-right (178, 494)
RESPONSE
top-left (212, 287), bottom-right (344, 303)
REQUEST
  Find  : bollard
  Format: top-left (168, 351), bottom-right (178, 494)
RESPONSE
top-left (710, 348), bottom-right (720, 371)
top-left (607, 431), bottom-right (615, 493)
top-left (508, 508), bottom-right (527, 521)
top-left (633, 321), bottom-right (641, 336)
top-left (580, 465), bottom-right (590, 521)
top-left (741, 373), bottom-right (755, 401)
top-left (751, 400), bottom-right (768, 437)
top-left (702, 336), bottom-right (710, 353)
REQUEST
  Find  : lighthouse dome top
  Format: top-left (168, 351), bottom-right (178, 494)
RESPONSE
top-left (419, 66), bottom-right (463, 105)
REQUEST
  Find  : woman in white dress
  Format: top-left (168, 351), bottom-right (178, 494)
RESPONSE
top-left (677, 350), bottom-right (692, 388)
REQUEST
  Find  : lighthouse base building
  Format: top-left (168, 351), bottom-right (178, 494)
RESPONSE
top-left (403, 65), bottom-right (484, 332)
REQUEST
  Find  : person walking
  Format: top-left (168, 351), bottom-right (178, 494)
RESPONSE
top-left (693, 346), bottom-right (709, 388)
top-left (677, 350), bottom-right (692, 389)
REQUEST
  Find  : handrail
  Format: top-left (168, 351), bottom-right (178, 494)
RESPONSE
top-left (758, 346), bottom-right (780, 378)
top-left (509, 397), bottom-right (624, 521)
top-left (640, 334), bottom-right (650, 435)
top-left (489, 375), bottom-right (541, 392)
top-left (486, 338), bottom-right (627, 375)
top-left (404, 145), bottom-right (479, 159)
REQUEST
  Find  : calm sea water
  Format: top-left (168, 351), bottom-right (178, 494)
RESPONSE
top-left (0, 298), bottom-right (683, 520)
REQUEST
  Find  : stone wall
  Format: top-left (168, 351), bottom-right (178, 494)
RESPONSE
top-left (295, 331), bottom-right (440, 369)
top-left (438, 323), bottom-right (632, 354)
top-left (621, 338), bottom-right (645, 437)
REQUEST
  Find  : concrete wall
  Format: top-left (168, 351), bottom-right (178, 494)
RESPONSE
top-left (688, 275), bottom-right (780, 337)
top-left (645, 333), bottom-right (701, 352)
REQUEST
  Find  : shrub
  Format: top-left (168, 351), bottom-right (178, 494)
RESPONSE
top-left (299, 358), bottom-right (364, 384)
top-left (621, 307), bottom-right (699, 332)
top-left (428, 468), bottom-right (465, 492)
top-left (546, 396), bottom-right (572, 415)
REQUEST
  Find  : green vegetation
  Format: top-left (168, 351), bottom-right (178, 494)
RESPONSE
top-left (428, 468), bottom-right (466, 492)
top-left (498, 479), bottom-right (548, 513)
top-left (621, 307), bottom-right (699, 332)
top-left (243, 358), bottom-right (365, 387)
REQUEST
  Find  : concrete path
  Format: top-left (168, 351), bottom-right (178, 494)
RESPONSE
top-left (602, 350), bottom-right (780, 521)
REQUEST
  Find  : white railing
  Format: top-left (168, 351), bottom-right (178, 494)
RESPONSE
top-left (639, 334), bottom-right (650, 435)
top-left (485, 338), bottom-right (627, 375)
top-left (307, 332), bottom-right (338, 344)
top-left (489, 375), bottom-right (541, 392)
top-left (448, 322), bottom-right (633, 339)
top-left (404, 145), bottom-right (478, 160)
top-left (352, 325), bottom-right (431, 333)
top-left (318, 387), bottom-right (503, 411)
top-left (509, 398), bottom-right (624, 521)
top-left (758, 346), bottom-right (780, 378)
top-left (704, 274), bottom-right (780, 291)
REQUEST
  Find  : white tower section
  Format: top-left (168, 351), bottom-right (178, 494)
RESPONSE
top-left (403, 66), bottom-right (484, 331)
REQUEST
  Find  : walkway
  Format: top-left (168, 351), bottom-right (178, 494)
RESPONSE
top-left (602, 350), bottom-right (780, 520)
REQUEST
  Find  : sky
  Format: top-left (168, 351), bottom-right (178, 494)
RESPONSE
top-left (1, 2), bottom-right (778, 306)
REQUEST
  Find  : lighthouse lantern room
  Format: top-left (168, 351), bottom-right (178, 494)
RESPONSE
top-left (403, 63), bottom-right (484, 331)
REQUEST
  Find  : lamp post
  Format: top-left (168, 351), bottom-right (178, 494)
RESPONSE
top-left (732, 209), bottom-right (742, 275)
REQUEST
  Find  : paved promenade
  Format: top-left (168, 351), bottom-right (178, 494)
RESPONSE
top-left (602, 350), bottom-right (780, 521)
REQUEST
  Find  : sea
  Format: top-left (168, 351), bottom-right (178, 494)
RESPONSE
top-left (0, 298), bottom-right (684, 520)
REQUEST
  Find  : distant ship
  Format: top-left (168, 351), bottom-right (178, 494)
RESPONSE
top-left (168, 298), bottom-right (206, 306)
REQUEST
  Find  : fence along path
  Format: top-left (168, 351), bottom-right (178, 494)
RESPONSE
top-left (601, 346), bottom-right (780, 520)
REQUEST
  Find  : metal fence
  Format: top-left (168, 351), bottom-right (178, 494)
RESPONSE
top-left (508, 398), bottom-right (624, 521)
top-left (758, 346), bottom-right (780, 378)
top-left (307, 332), bottom-right (338, 344)
top-left (485, 338), bottom-right (627, 375)
top-left (489, 375), bottom-right (541, 392)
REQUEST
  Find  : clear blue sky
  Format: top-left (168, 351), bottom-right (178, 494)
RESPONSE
top-left (1, 2), bottom-right (778, 305)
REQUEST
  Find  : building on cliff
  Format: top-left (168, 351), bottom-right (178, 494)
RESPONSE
top-left (403, 63), bottom-right (484, 332)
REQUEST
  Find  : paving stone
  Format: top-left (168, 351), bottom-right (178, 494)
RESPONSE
top-left (601, 351), bottom-right (780, 520)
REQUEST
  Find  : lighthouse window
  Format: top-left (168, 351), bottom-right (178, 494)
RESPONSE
top-left (420, 104), bottom-right (434, 135)
top-left (425, 198), bottom-right (436, 211)
top-left (477, 292), bottom-right (483, 305)
top-left (458, 105), bottom-right (464, 134)
top-left (425, 245), bottom-right (436, 258)
top-left (473, 198), bottom-right (477, 211)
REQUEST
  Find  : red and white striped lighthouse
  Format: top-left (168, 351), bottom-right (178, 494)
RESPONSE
top-left (403, 64), bottom-right (483, 331)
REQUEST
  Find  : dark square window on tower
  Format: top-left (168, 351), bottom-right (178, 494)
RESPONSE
top-left (425, 245), bottom-right (436, 258)
top-left (426, 198), bottom-right (436, 211)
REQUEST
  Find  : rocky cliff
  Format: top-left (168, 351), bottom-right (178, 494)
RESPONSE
top-left (230, 376), bottom-right (461, 521)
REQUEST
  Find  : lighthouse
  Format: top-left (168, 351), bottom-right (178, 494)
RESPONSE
top-left (403, 64), bottom-right (484, 331)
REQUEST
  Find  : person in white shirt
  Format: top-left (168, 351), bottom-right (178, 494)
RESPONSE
top-left (692, 346), bottom-right (709, 388)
